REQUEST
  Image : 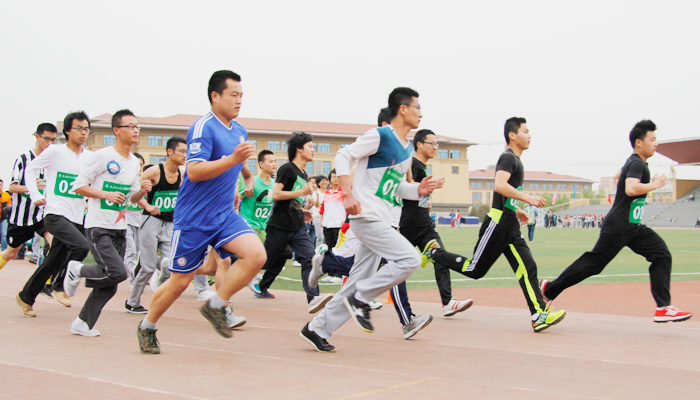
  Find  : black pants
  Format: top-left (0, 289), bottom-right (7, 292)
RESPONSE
top-left (78, 228), bottom-right (127, 328)
top-left (259, 227), bottom-right (319, 302)
top-left (544, 224), bottom-right (672, 307)
top-left (323, 227), bottom-right (340, 249)
top-left (400, 223), bottom-right (469, 305)
top-left (19, 214), bottom-right (89, 306)
top-left (464, 211), bottom-right (547, 315)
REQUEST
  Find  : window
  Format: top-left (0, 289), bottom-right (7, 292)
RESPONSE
top-left (103, 135), bottom-right (116, 145)
top-left (150, 155), bottom-right (167, 165)
top-left (544, 184), bottom-right (553, 190)
top-left (452, 166), bottom-right (459, 174)
top-left (572, 184), bottom-right (580, 190)
top-left (247, 159), bottom-right (257, 174)
top-left (529, 183), bottom-right (540, 190)
top-left (486, 182), bottom-right (494, 189)
top-left (438, 149), bottom-right (449, 159)
top-left (268, 140), bottom-right (280, 151)
top-left (471, 182), bottom-right (482, 188)
top-left (148, 136), bottom-right (161, 147)
top-left (557, 184), bottom-right (562, 190)
top-left (322, 161), bottom-right (331, 175)
top-left (450, 150), bottom-right (461, 159)
top-left (306, 161), bottom-right (314, 175)
top-left (562, 184), bottom-right (567, 190)
top-left (340, 143), bottom-right (349, 148)
top-left (486, 192), bottom-right (491, 202)
top-left (318, 143), bottom-right (331, 153)
top-left (249, 139), bottom-right (257, 149)
top-left (162, 136), bottom-right (171, 146)
top-left (472, 192), bottom-right (482, 203)
top-left (282, 141), bottom-right (288, 151)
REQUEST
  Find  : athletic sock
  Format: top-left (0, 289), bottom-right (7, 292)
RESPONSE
top-left (140, 318), bottom-right (157, 330)
top-left (0, 255), bottom-right (8, 269)
top-left (209, 294), bottom-right (227, 309)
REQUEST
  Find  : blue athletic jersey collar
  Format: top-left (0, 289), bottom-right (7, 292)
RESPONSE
top-left (209, 110), bottom-right (236, 131)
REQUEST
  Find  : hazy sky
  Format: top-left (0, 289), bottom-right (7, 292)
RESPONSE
top-left (2, 1), bottom-right (699, 186)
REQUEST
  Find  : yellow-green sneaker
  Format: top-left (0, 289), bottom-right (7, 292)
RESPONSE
top-left (532, 309), bottom-right (566, 332)
top-left (420, 239), bottom-right (440, 268)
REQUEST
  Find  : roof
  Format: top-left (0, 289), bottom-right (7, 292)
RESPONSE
top-left (657, 137), bottom-right (700, 165)
top-left (91, 113), bottom-right (476, 145)
top-left (469, 169), bottom-right (594, 183)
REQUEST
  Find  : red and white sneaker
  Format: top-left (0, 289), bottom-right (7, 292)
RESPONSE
top-left (443, 298), bottom-right (474, 317)
top-left (540, 279), bottom-right (552, 312)
top-left (653, 306), bottom-right (692, 323)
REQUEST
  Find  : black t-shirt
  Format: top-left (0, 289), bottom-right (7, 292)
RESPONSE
top-left (400, 157), bottom-right (432, 228)
top-left (267, 161), bottom-right (307, 232)
top-left (144, 164), bottom-right (181, 222)
top-left (491, 149), bottom-right (524, 216)
top-left (604, 153), bottom-right (649, 232)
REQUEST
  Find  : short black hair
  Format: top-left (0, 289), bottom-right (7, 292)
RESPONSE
top-left (388, 87), bottom-right (419, 118)
top-left (257, 149), bottom-right (274, 164)
top-left (629, 120), bottom-right (656, 148)
top-left (166, 136), bottom-right (186, 152)
top-left (286, 131), bottom-right (313, 161)
top-left (377, 107), bottom-right (391, 127)
top-left (63, 111), bottom-right (90, 137)
top-left (315, 175), bottom-right (328, 183)
top-left (133, 152), bottom-right (144, 163)
top-left (208, 70), bottom-right (241, 104)
top-left (328, 169), bottom-right (336, 182)
top-left (504, 117), bottom-right (527, 144)
top-left (112, 109), bottom-right (135, 129)
top-left (36, 123), bottom-right (58, 137)
top-left (413, 129), bottom-right (435, 151)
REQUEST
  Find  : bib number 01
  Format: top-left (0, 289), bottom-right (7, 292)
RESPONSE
top-left (375, 168), bottom-right (403, 207)
top-left (629, 198), bottom-right (645, 223)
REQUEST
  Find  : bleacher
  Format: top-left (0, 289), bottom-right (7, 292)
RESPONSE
top-left (553, 187), bottom-right (700, 228)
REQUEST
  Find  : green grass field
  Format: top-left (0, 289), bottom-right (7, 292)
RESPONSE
top-left (271, 225), bottom-right (700, 293)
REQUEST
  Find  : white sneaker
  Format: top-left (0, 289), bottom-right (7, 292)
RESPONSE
top-left (197, 288), bottom-right (216, 302)
top-left (315, 244), bottom-right (328, 255)
top-left (292, 260), bottom-right (302, 267)
top-left (443, 298), bottom-right (474, 317)
top-left (70, 318), bottom-right (100, 337)
top-left (225, 306), bottom-right (247, 328)
top-left (327, 276), bottom-right (343, 284)
top-left (308, 253), bottom-right (325, 289)
top-left (308, 293), bottom-right (334, 314)
top-left (247, 275), bottom-right (261, 295)
top-left (63, 260), bottom-right (83, 297)
top-left (369, 300), bottom-right (383, 310)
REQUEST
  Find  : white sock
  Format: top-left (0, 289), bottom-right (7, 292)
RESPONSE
top-left (140, 318), bottom-right (157, 330)
top-left (209, 294), bottom-right (227, 309)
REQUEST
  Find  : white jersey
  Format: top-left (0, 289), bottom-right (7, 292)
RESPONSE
top-left (335, 125), bottom-right (418, 224)
top-left (25, 144), bottom-right (92, 225)
top-left (74, 146), bottom-right (141, 230)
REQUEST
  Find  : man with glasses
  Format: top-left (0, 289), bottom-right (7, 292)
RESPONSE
top-left (0, 123), bottom-right (56, 273)
top-left (15, 111), bottom-right (93, 317)
top-left (64, 109), bottom-right (150, 336)
top-left (125, 136), bottom-right (186, 314)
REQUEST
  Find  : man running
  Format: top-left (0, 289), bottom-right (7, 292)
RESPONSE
top-left (137, 70), bottom-right (266, 354)
top-left (541, 120), bottom-right (692, 323)
top-left (125, 136), bottom-right (186, 314)
top-left (15, 112), bottom-right (92, 317)
top-left (65, 109), bottom-right (150, 336)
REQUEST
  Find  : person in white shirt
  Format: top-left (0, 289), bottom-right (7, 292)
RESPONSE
top-left (15, 112), bottom-right (93, 316)
top-left (63, 109), bottom-right (151, 336)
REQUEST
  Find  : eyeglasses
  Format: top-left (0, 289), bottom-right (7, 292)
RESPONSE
top-left (174, 149), bottom-right (187, 154)
top-left (72, 126), bottom-right (90, 133)
top-left (402, 104), bottom-right (421, 110)
top-left (39, 136), bottom-right (57, 142)
top-left (422, 141), bottom-right (439, 148)
top-left (116, 124), bottom-right (141, 130)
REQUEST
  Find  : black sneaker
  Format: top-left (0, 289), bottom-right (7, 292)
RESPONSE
top-left (343, 292), bottom-right (373, 333)
top-left (137, 322), bottom-right (160, 354)
top-left (300, 323), bottom-right (335, 352)
top-left (125, 300), bottom-right (148, 314)
top-left (40, 284), bottom-right (53, 298)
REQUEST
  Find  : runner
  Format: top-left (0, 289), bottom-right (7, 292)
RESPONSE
top-left (137, 70), bottom-right (266, 354)
top-left (541, 120), bottom-right (692, 323)
top-left (124, 153), bottom-right (145, 285)
top-left (15, 112), bottom-right (92, 317)
top-left (64, 109), bottom-right (150, 336)
top-left (125, 136), bottom-right (186, 313)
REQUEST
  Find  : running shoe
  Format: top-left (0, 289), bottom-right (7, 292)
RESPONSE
top-left (137, 322), bottom-right (160, 354)
top-left (308, 293), bottom-right (333, 314)
top-left (40, 284), bottom-right (53, 298)
top-left (420, 239), bottom-right (440, 268)
top-left (225, 306), bottom-right (247, 328)
top-left (654, 306), bottom-right (692, 323)
top-left (532, 309), bottom-right (566, 332)
top-left (63, 261), bottom-right (83, 297)
top-left (254, 289), bottom-right (275, 299)
top-left (300, 323), bottom-right (335, 352)
top-left (199, 299), bottom-right (232, 338)
top-left (70, 318), bottom-right (100, 337)
top-left (308, 253), bottom-right (325, 289)
top-left (539, 279), bottom-right (552, 312)
top-left (15, 294), bottom-right (36, 317)
top-left (344, 293), bottom-right (373, 333)
top-left (442, 298), bottom-right (474, 317)
top-left (125, 300), bottom-right (148, 314)
top-left (402, 314), bottom-right (433, 339)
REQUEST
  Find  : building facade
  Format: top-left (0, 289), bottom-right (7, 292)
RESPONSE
top-left (84, 113), bottom-right (476, 207)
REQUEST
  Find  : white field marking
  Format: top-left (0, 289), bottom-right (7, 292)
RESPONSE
top-left (0, 360), bottom-right (210, 400)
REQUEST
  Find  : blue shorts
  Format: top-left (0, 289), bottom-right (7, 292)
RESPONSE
top-left (170, 212), bottom-right (255, 273)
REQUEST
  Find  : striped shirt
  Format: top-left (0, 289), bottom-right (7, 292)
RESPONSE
top-left (10, 149), bottom-right (45, 226)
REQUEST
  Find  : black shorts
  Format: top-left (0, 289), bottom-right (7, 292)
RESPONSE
top-left (7, 221), bottom-right (46, 248)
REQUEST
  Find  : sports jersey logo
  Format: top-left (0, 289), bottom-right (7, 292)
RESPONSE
top-left (189, 142), bottom-right (201, 154)
top-left (177, 257), bottom-right (187, 266)
top-left (107, 160), bottom-right (121, 176)
top-left (257, 190), bottom-right (269, 202)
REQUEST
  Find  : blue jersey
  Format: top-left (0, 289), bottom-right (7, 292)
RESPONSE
top-left (174, 111), bottom-right (247, 231)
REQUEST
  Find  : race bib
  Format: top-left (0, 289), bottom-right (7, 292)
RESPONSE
top-left (127, 202), bottom-right (142, 211)
top-left (100, 181), bottom-right (131, 211)
top-left (152, 190), bottom-right (178, 212)
top-left (375, 168), bottom-right (403, 207)
top-left (54, 172), bottom-right (83, 198)
top-left (504, 186), bottom-right (523, 211)
top-left (629, 198), bottom-right (645, 223)
top-left (253, 203), bottom-right (271, 220)
top-left (292, 175), bottom-right (307, 204)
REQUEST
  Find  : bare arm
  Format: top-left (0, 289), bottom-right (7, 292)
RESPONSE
top-left (187, 142), bottom-right (255, 182)
top-left (494, 170), bottom-right (545, 207)
top-left (8, 183), bottom-right (27, 194)
top-left (625, 174), bottom-right (666, 197)
top-left (271, 181), bottom-right (313, 201)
